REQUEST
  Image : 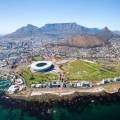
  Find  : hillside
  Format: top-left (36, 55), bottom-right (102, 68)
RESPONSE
top-left (55, 35), bottom-right (106, 48)
top-left (95, 27), bottom-right (117, 41)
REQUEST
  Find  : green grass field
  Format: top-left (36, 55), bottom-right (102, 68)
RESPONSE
top-left (32, 55), bottom-right (44, 61)
top-left (22, 68), bottom-right (58, 86)
top-left (62, 60), bottom-right (120, 82)
top-left (22, 59), bottom-right (120, 85)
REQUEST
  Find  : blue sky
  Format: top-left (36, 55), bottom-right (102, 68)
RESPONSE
top-left (0, 0), bottom-right (120, 34)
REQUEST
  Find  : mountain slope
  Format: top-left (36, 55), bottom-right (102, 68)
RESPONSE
top-left (14, 24), bottom-right (39, 34)
top-left (114, 31), bottom-right (120, 35)
top-left (1, 23), bottom-right (120, 48)
top-left (5, 23), bottom-right (101, 38)
top-left (53, 35), bottom-right (106, 48)
top-left (95, 27), bottom-right (117, 41)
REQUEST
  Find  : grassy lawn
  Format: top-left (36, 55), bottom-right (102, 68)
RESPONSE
top-left (62, 60), bottom-right (120, 82)
top-left (22, 68), bottom-right (58, 86)
top-left (32, 55), bottom-right (44, 61)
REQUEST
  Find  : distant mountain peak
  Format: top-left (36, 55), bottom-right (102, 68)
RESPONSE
top-left (14, 24), bottom-right (39, 34)
top-left (102, 26), bottom-right (111, 31)
top-left (26, 24), bottom-right (38, 28)
top-left (95, 26), bottom-right (116, 41)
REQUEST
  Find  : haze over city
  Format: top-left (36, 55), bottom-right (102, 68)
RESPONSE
top-left (0, 0), bottom-right (120, 34)
top-left (1, 0), bottom-right (120, 120)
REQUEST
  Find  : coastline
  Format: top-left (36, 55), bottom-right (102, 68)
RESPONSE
top-left (1, 90), bottom-right (120, 119)
top-left (1, 68), bottom-right (120, 119)
top-left (4, 84), bottom-right (120, 102)
top-left (0, 80), bottom-right (119, 119)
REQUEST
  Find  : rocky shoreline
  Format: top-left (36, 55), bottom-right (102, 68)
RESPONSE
top-left (0, 91), bottom-right (120, 119)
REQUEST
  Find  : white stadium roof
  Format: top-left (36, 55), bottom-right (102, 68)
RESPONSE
top-left (31, 61), bottom-right (53, 72)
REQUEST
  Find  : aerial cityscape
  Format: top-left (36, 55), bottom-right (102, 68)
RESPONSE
top-left (0, 0), bottom-right (120, 120)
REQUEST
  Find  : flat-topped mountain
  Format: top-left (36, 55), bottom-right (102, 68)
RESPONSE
top-left (1, 23), bottom-right (120, 47)
top-left (4, 23), bottom-right (118, 38)
top-left (4, 23), bottom-right (101, 37)
top-left (40, 22), bottom-right (100, 34)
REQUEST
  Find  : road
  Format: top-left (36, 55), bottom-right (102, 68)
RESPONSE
top-left (30, 87), bottom-right (104, 96)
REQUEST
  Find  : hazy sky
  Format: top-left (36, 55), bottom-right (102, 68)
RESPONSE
top-left (0, 0), bottom-right (120, 34)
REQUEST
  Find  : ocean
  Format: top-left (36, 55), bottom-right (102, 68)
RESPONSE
top-left (0, 99), bottom-right (120, 120)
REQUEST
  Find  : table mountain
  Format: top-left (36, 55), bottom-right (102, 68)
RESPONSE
top-left (1, 23), bottom-right (119, 47)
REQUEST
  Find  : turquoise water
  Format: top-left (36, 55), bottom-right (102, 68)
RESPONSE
top-left (0, 100), bottom-right (120, 120)
top-left (0, 80), bottom-right (11, 91)
top-left (51, 103), bottom-right (120, 120)
top-left (0, 106), bottom-right (37, 120)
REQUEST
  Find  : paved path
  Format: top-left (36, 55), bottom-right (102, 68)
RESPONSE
top-left (30, 87), bottom-right (104, 96)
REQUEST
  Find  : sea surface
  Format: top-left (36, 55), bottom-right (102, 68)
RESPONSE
top-left (0, 80), bottom-right (120, 120)
top-left (0, 100), bottom-right (120, 120)
top-left (0, 79), bottom-right (11, 91)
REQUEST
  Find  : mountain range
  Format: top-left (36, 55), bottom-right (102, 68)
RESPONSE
top-left (1, 23), bottom-right (120, 48)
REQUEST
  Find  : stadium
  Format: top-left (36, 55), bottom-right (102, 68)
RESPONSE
top-left (30, 61), bottom-right (54, 72)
